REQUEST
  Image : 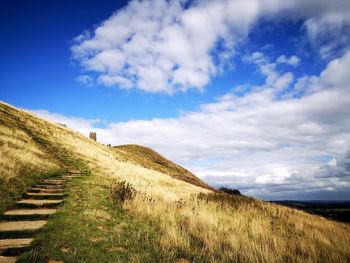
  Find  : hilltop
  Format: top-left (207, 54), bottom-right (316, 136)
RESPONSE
top-left (113, 144), bottom-right (213, 190)
top-left (1, 100), bottom-right (350, 262)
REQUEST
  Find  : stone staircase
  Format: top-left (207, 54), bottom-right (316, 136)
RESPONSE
top-left (0, 172), bottom-right (86, 262)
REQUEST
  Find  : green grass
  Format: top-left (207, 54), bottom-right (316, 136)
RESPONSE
top-left (18, 173), bottom-right (168, 263)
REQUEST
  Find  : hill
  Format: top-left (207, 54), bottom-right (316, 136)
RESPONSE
top-left (1, 100), bottom-right (350, 262)
top-left (113, 144), bottom-right (214, 190)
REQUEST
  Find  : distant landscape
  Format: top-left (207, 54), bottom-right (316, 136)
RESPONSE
top-left (271, 201), bottom-right (350, 224)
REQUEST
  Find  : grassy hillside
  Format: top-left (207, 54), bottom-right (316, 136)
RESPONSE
top-left (1, 100), bottom-right (350, 262)
top-left (0, 103), bottom-right (62, 213)
top-left (113, 144), bottom-right (214, 190)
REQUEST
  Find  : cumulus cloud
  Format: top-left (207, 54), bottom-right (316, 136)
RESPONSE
top-left (29, 110), bottom-right (100, 135)
top-left (34, 50), bottom-right (350, 199)
top-left (245, 52), bottom-right (294, 91)
top-left (276, 55), bottom-right (300, 66)
top-left (71, 0), bottom-right (350, 93)
top-left (76, 75), bottom-right (94, 87)
top-left (319, 149), bottom-right (350, 179)
top-left (97, 75), bottom-right (133, 89)
top-left (303, 11), bottom-right (350, 59)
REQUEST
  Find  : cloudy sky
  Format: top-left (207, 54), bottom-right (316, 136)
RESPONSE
top-left (1, 0), bottom-right (350, 200)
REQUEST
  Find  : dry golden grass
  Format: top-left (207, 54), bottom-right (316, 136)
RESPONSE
top-left (0, 122), bottom-right (58, 180)
top-left (0, 102), bottom-right (61, 212)
top-left (124, 193), bottom-right (350, 262)
top-left (114, 144), bottom-right (213, 190)
top-left (0, 101), bottom-right (207, 203)
top-left (1, 100), bottom-right (350, 262)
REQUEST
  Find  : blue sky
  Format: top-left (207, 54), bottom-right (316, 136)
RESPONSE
top-left (0, 0), bottom-right (325, 121)
top-left (1, 0), bottom-right (350, 200)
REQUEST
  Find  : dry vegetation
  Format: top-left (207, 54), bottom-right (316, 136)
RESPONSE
top-left (0, 104), bottom-right (60, 212)
top-left (1, 100), bottom-right (350, 262)
top-left (114, 144), bottom-right (213, 190)
top-left (124, 193), bottom-right (350, 262)
top-left (0, 125), bottom-right (58, 180)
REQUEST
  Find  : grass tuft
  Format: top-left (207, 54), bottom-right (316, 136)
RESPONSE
top-left (110, 181), bottom-right (137, 206)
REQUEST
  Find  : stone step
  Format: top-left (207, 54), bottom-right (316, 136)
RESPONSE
top-left (59, 175), bottom-right (82, 179)
top-left (42, 178), bottom-right (67, 184)
top-left (16, 199), bottom-right (63, 209)
top-left (39, 181), bottom-right (65, 186)
top-left (33, 184), bottom-right (64, 189)
top-left (0, 172), bottom-right (85, 259)
top-left (30, 187), bottom-right (64, 193)
top-left (68, 170), bottom-right (87, 174)
top-left (1, 209), bottom-right (57, 221)
top-left (0, 238), bottom-right (33, 256)
top-left (24, 192), bottom-right (65, 200)
top-left (0, 220), bottom-right (46, 239)
top-left (0, 256), bottom-right (17, 263)
top-left (43, 178), bottom-right (67, 182)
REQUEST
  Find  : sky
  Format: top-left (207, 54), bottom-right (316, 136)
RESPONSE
top-left (1, 0), bottom-right (350, 200)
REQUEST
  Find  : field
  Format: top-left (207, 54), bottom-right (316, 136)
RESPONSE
top-left (272, 200), bottom-right (350, 223)
top-left (1, 100), bottom-right (350, 262)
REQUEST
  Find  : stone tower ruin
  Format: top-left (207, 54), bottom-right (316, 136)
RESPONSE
top-left (89, 132), bottom-right (97, 141)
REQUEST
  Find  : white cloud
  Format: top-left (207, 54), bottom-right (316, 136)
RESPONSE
top-left (34, 50), bottom-right (350, 199)
top-left (276, 55), bottom-right (300, 66)
top-left (319, 51), bottom-right (350, 87)
top-left (71, 0), bottom-right (350, 93)
top-left (246, 52), bottom-right (294, 91)
top-left (29, 110), bottom-right (100, 135)
top-left (303, 11), bottom-right (350, 58)
top-left (97, 75), bottom-right (133, 89)
top-left (291, 76), bottom-right (318, 96)
top-left (76, 75), bottom-right (94, 87)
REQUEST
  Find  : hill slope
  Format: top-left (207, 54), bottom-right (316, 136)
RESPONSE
top-left (0, 100), bottom-right (208, 212)
top-left (113, 144), bottom-right (213, 190)
top-left (1, 100), bottom-right (350, 263)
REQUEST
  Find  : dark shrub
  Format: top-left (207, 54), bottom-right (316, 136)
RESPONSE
top-left (197, 192), bottom-right (257, 210)
top-left (219, 187), bottom-right (241, 195)
top-left (110, 181), bottom-right (136, 206)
